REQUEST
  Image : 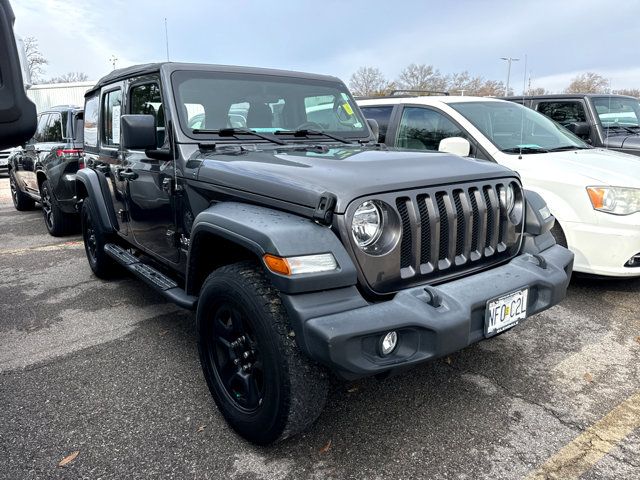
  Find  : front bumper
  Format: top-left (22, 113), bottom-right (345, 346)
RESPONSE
top-left (563, 217), bottom-right (640, 277)
top-left (283, 245), bottom-right (573, 379)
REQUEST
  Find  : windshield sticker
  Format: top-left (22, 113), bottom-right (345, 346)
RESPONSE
top-left (516, 144), bottom-right (541, 149)
top-left (342, 102), bottom-right (354, 116)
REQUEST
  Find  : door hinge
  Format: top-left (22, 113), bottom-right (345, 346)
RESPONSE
top-left (313, 193), bottom-right (337, 225)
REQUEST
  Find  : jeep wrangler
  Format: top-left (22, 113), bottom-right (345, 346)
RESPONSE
top-left (77, 62), bottom-right (573, 444)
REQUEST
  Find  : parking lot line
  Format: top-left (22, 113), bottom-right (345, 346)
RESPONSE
top-left (0, 240), bottom-right (82, 256)
top-left (525, 391), bottom-right (640, 480)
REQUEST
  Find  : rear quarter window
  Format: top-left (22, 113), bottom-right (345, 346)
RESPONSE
top-left (84, 96), bottom-right (99, 148)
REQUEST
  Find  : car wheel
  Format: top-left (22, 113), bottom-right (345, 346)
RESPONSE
top-left (81, 196), bottom-right (119, 279)
top-left (40, 179), bottom-right (78, 236)
top-left (9, 170), bottom-right (35, 211)
top-left (197, 261), bottom-right (328, 445)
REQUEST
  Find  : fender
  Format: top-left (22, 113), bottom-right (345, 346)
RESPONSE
top-left (75, 168), bottom-right (118, 233)
top-left (188, 202), bottom-right (358, 294)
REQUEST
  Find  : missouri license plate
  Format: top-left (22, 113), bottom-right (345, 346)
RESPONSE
top-left (485, 288), bottom-right (528, 337)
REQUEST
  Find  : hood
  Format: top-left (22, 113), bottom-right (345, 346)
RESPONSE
top-left (603, 133), bottom-right (640, 150)
top-left (529, 148), bottom-right (640, 187)
top-left (194, 146), bottom-right (516, 213)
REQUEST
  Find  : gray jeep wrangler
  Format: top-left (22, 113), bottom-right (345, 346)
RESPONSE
top-left (76, 62), bottom-right (573, 444)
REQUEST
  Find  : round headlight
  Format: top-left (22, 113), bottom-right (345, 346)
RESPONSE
top-left (352, 200), bottom-right (383, 248)
top-left (500, 184), bottom-right (516, 212)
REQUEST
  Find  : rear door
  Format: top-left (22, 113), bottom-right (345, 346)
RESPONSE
top-left (19, 113), bottom-right (49, 193)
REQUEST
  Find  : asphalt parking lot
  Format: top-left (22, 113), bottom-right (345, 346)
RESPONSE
top-left (0, 174), bottom-right (638, 480)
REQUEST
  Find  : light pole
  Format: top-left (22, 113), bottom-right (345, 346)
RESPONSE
top-left (109, 55), bottom-right (118, 70)
top-left (500, 57), bottom-right (519, 96)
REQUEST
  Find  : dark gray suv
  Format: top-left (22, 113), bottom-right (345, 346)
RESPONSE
top-left (9, 105), bottom-right (84, 235)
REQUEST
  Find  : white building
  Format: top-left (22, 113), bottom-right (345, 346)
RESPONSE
top-left (26, 81), bottom-right (95, 112)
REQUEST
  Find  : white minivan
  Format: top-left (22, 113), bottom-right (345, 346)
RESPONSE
top-left (357, 96), bottom-right (640, 277)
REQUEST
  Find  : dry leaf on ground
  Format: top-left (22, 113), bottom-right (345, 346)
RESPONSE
top-left (319, 440), bottom-right (332, 454)
top-left (197, 425), bottom-right (206, 433)
top-left (584, 372), bottom-right (593, 383)
top-left (58, 451), bottom-right (79, 467)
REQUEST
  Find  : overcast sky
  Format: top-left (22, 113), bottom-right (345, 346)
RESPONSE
top-left (13, 0), bottom-right (640, 92)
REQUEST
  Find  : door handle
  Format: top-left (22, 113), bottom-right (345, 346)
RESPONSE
top-left (117, 169), bottom-right (138, 180)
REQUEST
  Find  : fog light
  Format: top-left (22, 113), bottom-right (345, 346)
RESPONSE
top-left (624, 253), bottom-right (640, 267)
top-left (380, 331), bottom-right (398, 356)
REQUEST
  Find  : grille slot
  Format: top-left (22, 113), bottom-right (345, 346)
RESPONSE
top-left (435, 193), bottom-right (448, 261)
top-left (453, 190), bottom-right (465, 256)
top-left (396, 197), bottom-right (412, 269)
top-left (417, 194), bottom-right (431, 266)
top-left (469, 188), bottom-right (480, 252)
top-left (483, 187), bottom-right (495, 249)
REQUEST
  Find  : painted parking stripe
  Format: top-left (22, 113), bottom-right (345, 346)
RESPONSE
top-left (525, 391), bottom-right (640, 479)
top-left (0, 240), bottom-right (83, 256)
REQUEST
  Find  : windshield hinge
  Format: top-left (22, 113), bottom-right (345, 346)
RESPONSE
top-left (313, 193), bottom-right (337, 225)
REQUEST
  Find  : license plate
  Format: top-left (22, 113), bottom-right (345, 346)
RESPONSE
top-left (485, 288), bottom-right (528, 337)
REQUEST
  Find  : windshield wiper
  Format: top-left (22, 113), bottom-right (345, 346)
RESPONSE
top-left (546, 145), bottom-right (590, 152)
top-left (603, 124), bottom-right (637, 135)
top-left (502, 146), bottom-right (549, 154)
top-left (274, 129), bottom-right (352, 144)
top-left (192, 127), bottom-right (287, 145)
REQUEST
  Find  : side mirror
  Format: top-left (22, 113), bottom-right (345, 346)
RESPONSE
top-left (438, 137), bottom-right (471, 157)
top-left (565, 121), bottom-right (590, 137)
top-left (366, 118), bottom-right (380, 142)
top-left (0, 0), bottom-right (38, 149)
top-left (121, 114), bottom-right (157, 150)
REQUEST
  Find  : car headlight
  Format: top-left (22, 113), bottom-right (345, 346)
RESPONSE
top-left (352, 200), bottom-right (383, 247)
top-left (500, 182), bottom-right (524, 224)
top-left (587, 187), bottom-right (640, 215)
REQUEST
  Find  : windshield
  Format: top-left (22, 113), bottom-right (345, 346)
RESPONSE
top-left (171, 70), bottom-right (368, 140)
top-left (592, 96), bottom-right (640, 130)
top-left (450, 101), bottom-right (588, 153)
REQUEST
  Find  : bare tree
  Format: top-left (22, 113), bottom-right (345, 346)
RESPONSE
top-left (565, 72), bottom-right (609, 94)
top-left (397, 63), bottom-right (447, 92)
top-left (48, 72), bottom-right (90, 83)
top-left (526, 87), bottom-right (549, 95)
top-left (349, 67), bottom-right (393, 97)
top-left (23, 36), bottom-right (48, 83)
top-left (447, 71), bottom-right (484, 95)
top-left (475, 79), bottom-right (511, 97)
top-left (612, 88), bottom-right (640, 98)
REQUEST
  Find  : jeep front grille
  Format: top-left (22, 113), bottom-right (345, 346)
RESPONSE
top-left (343, 179), bottom-right (524, 294)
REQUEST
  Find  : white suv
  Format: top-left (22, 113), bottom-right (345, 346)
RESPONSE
top-left (357, 95), bottom-right (640, 277)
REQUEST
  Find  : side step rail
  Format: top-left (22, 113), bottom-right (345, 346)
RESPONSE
top-left (104, 243), bottom-right (198, 310)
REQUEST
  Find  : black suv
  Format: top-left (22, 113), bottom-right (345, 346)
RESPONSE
top-left (505, 94), bottom-right (640, 155)
top-left (77, 62), bottom-right (573, 444)
top-left (9, 105), bottom-right (84, 235)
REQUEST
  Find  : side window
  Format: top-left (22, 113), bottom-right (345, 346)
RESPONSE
top-left (102, 89), bottom-right (122, 146)
top-left (43, 113), bottom-right (63, 142)
top-left (84, 96), bottom-right (99, 148)
top-left (536, 101), bottom-right (587, 126)
top-left (129, 83), bottom-right (164, 147)
top-left (396, 107), bottom-right (467, 151)
top-left (32, 114), bottom-right (49, 143)
top-left (360, 105), bottom-right (393, 143)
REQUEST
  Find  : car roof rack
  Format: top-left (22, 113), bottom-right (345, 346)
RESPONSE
top-left (389, 89), bottom-right (450, 96)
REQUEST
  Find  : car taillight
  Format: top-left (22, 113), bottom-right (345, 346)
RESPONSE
top-left (56, 148), bottom-right (85, 168)
top-left (56, 148), bottom-right (83, 157)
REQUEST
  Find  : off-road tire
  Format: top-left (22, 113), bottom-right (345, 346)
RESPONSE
top-left (41, 179), bottom-right (78, 236)
top-left (9, 170), bottom-right (35, 211)
top-left (81, 196), bottom-right (119, 279)
top-left (197, 261), bottom-right (328, 445)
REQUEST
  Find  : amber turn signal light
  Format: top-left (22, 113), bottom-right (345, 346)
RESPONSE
top-left (263, 254), bottom-right (291, 276)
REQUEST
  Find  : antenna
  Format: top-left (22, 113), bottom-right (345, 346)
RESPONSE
top-left (164, 18), bottom-right (170, 61)
top-left (518, 54), bottom-right (527, 159)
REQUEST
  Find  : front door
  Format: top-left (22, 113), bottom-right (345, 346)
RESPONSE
top-left (19, 113), bottom-right (49, 193)
top-left (123, 80), bottom-right (179, 264)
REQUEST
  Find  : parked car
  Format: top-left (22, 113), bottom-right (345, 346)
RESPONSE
top-left (0, 146), bottom-right (19, 175)
top-left (77, 62), bottom-right (572, 444)
top-left (357, 95), bottom-right (640, 277)
top-left (8, 105), bottom-right (84, 235)
top-left (504, 94), bottom-right (640, 156)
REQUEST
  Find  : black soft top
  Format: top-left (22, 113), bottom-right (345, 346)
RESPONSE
top-left (85, 62), bottom-right (343, 98)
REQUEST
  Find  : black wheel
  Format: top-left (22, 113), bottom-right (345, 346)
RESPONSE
top-left (197, 261), bottom-right (328, 444)
top-left (9, 170), bottom-right (35, 211)
top-left (40, 179), bottom-right (78, 236)
top-left (81, 196), bottom-right (119, 279)
top-left (551, 221), bottom-right (568, 248)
